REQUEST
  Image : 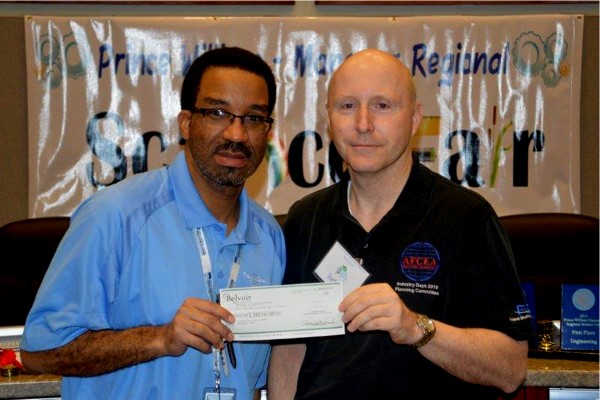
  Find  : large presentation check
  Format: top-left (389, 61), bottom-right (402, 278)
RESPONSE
top-left (220, 283), bottom-right (345, 341)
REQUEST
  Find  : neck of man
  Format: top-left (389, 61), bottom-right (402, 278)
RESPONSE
top-left (186, 154), bottom-right (243, 235)
top-left (202, 188), bottom-right (241, 235)
top-left (348, 157), bottom-right (412, 232)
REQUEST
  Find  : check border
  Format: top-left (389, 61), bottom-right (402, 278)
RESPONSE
top-left (220, 282), bottom-right (345, 341)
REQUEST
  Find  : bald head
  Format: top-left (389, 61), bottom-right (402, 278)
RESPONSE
top-left (325, 48), bottom-right (423, 177)
top-left (328, 49), bottom-right (417, 107)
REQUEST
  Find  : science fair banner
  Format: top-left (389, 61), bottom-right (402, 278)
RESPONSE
top-left (25, 15), bottom-right (583, 217)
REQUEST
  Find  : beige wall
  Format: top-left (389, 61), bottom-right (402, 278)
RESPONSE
top-left (0, 2), bottom-right (597, 227)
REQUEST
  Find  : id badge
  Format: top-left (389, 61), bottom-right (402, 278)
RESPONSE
top-left (203, 387), bottom-right (236, 400)
top-left (314, 241), bottom-right (371, 298)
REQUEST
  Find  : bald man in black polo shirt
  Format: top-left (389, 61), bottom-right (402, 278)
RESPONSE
top-left (268, 49), bottom-right (532, 400)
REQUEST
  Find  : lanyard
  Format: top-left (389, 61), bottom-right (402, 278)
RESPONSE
top-left (194, 228), bottom-right (241, 302)
top-left (193, 228), bottom-right (242, 389)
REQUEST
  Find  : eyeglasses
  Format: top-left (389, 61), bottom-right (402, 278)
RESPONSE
top-left (190, 107), bottom-right (274, 134)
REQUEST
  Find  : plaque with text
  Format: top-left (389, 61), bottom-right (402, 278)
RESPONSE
top-left (560, 284), bottom-right (599, 351)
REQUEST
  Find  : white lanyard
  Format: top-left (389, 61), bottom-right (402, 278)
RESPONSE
top-left (193, 227), bottom-right (242, 386)
top-left (194, 228), bottom-right (241, 302)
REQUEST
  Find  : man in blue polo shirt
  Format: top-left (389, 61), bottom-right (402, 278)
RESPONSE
top-left (21, 47), bottom-right (285, 400)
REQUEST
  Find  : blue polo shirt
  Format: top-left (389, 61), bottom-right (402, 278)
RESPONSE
top-left (22, 151), bottom-right (286, 399)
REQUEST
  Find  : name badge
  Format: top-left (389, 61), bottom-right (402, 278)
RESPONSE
top-left (204, 387), bottom-right (235, 400)
top-left (314, 241), bottom-right (371, 298)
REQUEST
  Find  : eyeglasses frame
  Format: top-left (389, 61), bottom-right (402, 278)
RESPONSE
top-left (189, 107), bottom-right (274, 133)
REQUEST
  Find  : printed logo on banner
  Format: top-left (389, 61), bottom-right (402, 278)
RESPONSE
top-left (35, 32), bottom-right (86, 89)
top-left (512, 31), bottom-right (570, 88)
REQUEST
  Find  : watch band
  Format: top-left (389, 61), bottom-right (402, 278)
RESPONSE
top-left (412, 313), bottom-right (436, 349)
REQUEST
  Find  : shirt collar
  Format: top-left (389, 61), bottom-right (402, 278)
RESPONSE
top-left (169, 151), bottom-right (258, 244)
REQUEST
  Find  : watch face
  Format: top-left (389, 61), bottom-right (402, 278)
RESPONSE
top-left (417, 314), bottom-right (433, 332)
top-left (413, 314), bottom-right (436, 348)
top-left (424, 318), bottom-right (434, 332)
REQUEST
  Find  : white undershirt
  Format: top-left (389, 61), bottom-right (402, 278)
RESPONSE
top-left (347, 181), bottom-right (354, 217)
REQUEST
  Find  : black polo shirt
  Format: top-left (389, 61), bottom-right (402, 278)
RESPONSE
top-left (280, 160), bottom-right (532, 399)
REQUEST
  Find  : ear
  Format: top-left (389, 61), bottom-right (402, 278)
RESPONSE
top-left (325, 102), bottom-right (334, 140)
top-left (411, 102), bottom-right (424, 139)
top-left (177, 111), bottom-right (192, 141)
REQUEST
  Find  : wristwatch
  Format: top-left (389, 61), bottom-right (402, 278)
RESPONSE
top-left (412, 313), bottom-right (436, 349)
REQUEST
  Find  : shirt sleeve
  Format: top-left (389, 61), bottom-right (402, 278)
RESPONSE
top-left (21, 198), bottom-right (122, 351)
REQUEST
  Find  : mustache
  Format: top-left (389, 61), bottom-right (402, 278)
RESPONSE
top-left (216, 141), bottom-right (252, 158)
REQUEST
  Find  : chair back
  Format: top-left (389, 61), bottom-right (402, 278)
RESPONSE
top-left (0, 217), bottom-right (70, 326)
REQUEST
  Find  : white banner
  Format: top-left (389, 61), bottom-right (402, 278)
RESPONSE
top-left (25, 15), bottom-right (583, 217)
